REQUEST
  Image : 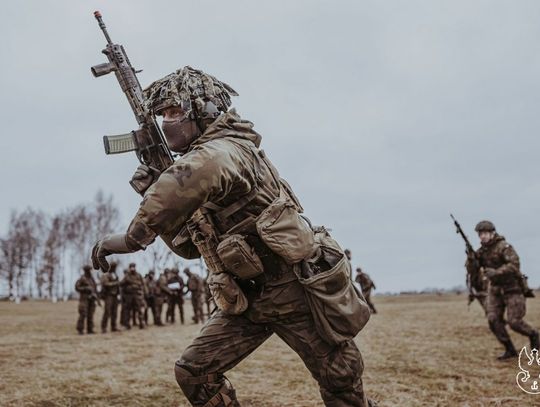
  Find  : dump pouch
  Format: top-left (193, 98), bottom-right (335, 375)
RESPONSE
top-left (207, 272), bottom-right (248, 315)
top-left (217, 234), bottom-right (264, 280)
top-left (293, 227), bottom-right (371, 345)
top-left (255, 189), bottom-right (316, 265)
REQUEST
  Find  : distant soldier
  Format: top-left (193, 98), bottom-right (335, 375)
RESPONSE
top-left (184, 268), bottom-right (205, 324)
top-left (120, 263), bottom-right (146, 329)
top-left (100, 261), bottom-right (119, 333)
top-left (355, 268), bottom-right (377, 314)
top-left (159, 268), bottom-right (173, 323)
top-left (75, 265), bottom-right (98, 335)
top-left (167, 267), bottom-right (185, 324)
top-left (466, 220), bottom-right (539, 360)
top-left (144, 270), bottom-right (162, 325)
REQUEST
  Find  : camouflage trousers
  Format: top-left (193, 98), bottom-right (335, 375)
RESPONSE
top-left (175, 275), bottom-right (370, 406)
top-left (191, 292), bottom-right (205, 324)
top-left (362, 290), bottom-right (377, 314)
top-left (122, 294), bottom-right (144, 328)
top-left (487, 286), bottom-right (536, 344)
top-left (77, 298), bottom-right (96, 333)
top-left (101, 295), bottom-right (118, 332)
top-left (167, 294), bottom-right (185, 324)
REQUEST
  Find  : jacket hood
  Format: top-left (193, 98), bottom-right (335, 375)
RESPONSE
top-left (189, 109), bottom-right (262, 150)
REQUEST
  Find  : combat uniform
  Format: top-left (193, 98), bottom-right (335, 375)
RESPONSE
top-left (100, 268), bottom-right (119, 332)
top-left (92, 67), bottom-right (373, 406)
top-left (468, 233), bottom-right (539, 357)
top-left (120, 269), bottom-right (146, 329)
top-left (185, 272), bottom-right (205, 324)
top-left (355, 269), bottom-right (377, 314)
top-left (75, 267), bottom-right (98, 334)
top-left (167, 270), bottom-right (186, 324)
top-left (124, 110), bottom-right (370, 406)
top-left (144, 272), bottom-right (162, 325)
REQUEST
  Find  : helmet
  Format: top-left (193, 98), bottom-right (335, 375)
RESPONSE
top-left (82, 265), bottom-right (92, 272)
top-left (475, 220), bottom-right (496, 232)
top-left (143, 66), bottom-right (238, 119)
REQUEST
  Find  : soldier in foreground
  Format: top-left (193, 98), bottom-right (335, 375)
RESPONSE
top-left (91, 65), bottom-right (373, 406)
top-left (100, 261), bottom-right (119, 333)
top-left (355, 267), bottom-right (377, 314)
top-left (75, 265), bottom-right (98, 335)
top-left (466, 220), bottom-right (539, 360)
top-left (184, 268), bottom-right (205, 324)
top-left (119, 263), bottom-right (146, 330)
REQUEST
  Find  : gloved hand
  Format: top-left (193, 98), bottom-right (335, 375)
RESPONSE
top-left (130, 164), bottom-right (161, 195)
top-left (484, 268), bottom-right (499, 280)
top-left (91, 234), bottom-right (133, 272)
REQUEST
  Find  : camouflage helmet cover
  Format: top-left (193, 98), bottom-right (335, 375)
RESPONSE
top-left (143, 66), bottom-right (238, 115)
top-left (475, 220), bottom-right (496, 232)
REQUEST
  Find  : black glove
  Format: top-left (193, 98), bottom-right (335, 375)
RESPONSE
top-left (91, 234), bottom-right (133, 272)
top-left (131, 164), bottom-right (161, 195)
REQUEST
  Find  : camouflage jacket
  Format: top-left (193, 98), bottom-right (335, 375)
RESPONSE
top-left (187, 275), bottom-right (204, 294)
top-left (125, 110), bottom-right (296, 280)
top-left (120, 271), bottom-right (146, 296)
top-left (355, 272), bottom-right (375, 292)
top-left (75, 275), bottom-right (97, 301)
top-left (158, 273), bottom-right (171, 296)
top-left (100, 271), bottom-right (119, 297)
top-left (144, 276), bottom-right (158, 297)
top-left (472, 234), bottom-right (521, 290)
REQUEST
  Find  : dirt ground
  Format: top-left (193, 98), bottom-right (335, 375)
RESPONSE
top-left (1, 293), bottom-right (539, 407)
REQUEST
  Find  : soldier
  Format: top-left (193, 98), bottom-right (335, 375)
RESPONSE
top-left (466, 220), bottom-right (539, 360)
top-left (167, 267), bottom-right (185, 324)
top-left (355, 267), bottom-right (377, 314)
top-left (159, 268), bottom-right (174, 323)
top-left (203, 274), bottom-right (215, 317)
top-left (92, 66), bottom-right (373, 406)
top-left (119, 263), bottom-right (146, 330)
top-left (75, 265), bottom-right (98, 335)
top-left (144, 270), bottom-right (162, 325)
top-left (100, 261), bottom-right (120, 333)
top-left (184, 268), bottom-right (205, 324)
top-left (154, 269), bottom-right (168, 325)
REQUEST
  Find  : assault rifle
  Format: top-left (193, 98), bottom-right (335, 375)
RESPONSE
top-left (90, 11), bottom-right (174, 193)
top-left (450, 214), bottom-right (483, 305)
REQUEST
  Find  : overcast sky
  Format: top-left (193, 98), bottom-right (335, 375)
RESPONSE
top-left (2, 1), bottom-right (540, 293)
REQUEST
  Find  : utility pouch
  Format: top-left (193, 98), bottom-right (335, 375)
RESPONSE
top-left (217, 234), bottom-right (264, 280)
top-left (208, 272), bottom-right (248, 315)
top-left (294, 227), bottom-right (371, 345)
top-left (256, 189), bottom-right (316, 265)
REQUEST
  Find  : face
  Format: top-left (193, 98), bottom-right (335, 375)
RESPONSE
top-left (479, 231), bottom-right (495, 244)
top-left (160, 106), bottom-right (200, 154)
top-left (129, 265), bottom-right (136, 273)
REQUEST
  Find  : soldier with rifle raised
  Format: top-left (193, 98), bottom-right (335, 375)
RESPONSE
top-left (451, 215), bottom-right (538, 360)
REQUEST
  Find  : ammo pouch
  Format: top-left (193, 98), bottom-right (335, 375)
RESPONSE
top-left (256, 188), bottom-right (316, 265)
top-left (217, 234), bottom-right (264, 280)
top-left (293, 227), bottom-right (371, 345)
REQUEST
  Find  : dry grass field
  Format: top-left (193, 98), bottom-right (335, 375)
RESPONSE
top-left (1, 293), bottom-right (539, 407)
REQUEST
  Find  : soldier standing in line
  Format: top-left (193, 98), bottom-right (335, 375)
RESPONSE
top-left (466, 220), bottom-right (539, 360)
top-left (355, 267), bottom-right (377, 314)
top-left (158, 268), bottom-right (173, 323)
top-left (120, 262), bottom-right (146, 330)
top-left (184, 268), bottom-right (205, 324)
top-left (203, 274), bottom-right (215, 317)
top-left (100, 261), bottom-right (120, 333)
top-left (168, 267), bottom-right (186, 324)
top-left (144, 270), bottom-right (162, 325)
top-left (75, 265), bottom-right (98, 335)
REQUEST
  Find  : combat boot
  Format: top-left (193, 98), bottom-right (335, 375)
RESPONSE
top-left (530, 330), bottom-right (540, 350)
top-left (497, 340), bottom-right (518, 360)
